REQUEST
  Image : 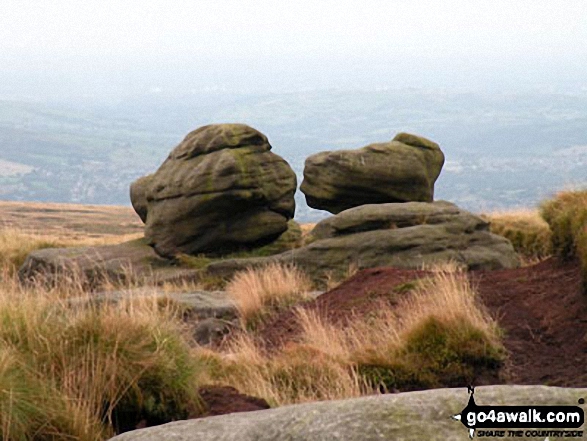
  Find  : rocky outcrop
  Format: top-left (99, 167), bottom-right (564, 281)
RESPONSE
top-left (135, 124), bottom-right (297, 257)
top-left (204, 201), bottom-right (520, 283)
top-left (109, 385), bottom-right (587, 440)
top-left (300, 132), bottom-right (445, 214)
top-left (18, 239), bottom-right (199, 289)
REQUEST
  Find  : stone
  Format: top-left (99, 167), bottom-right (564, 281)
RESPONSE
top-left (18, 238), bottom-right (199, 289)
top-left (108, 385), bottom-right (587, 440)
top-left (300, 132), bottom-right (445, 214)
top-left (130, 174), bottom-right (154, 223)
top-left (193, 318), bottom-right (238, 346)
top-left (204, 202), bottom-right (520, 284)
top-left (143, 124), bottom-right (297, 257)
top-left (67, 289), bottom-right (237, 321)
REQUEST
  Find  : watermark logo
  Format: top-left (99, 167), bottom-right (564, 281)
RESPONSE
top-left (452, 386), bottom-right (585, 439)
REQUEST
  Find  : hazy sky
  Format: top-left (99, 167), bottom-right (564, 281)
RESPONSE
top-left (1, 0), bottom-right (587, 99)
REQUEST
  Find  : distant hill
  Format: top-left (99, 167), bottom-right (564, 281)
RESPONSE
top-left (1, 89), bottom-right (587, 221)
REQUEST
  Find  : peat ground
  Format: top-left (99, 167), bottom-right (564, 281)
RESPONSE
top-left (259, 258), bottom-right (587, 387)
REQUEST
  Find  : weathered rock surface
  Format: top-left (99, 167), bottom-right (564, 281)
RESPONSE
top-left (109, 385), bottom-right (586, 441)
top-left (130, 174), bottom-right (154, 223)
top-left (193, 318), bottom-right (238, 345)
top-left (140, 124), bottom-right (297, 257)
top-left (18, 239), bottom-right (199, 289)
top-left (204, 201), bottom-right (520, 283)
top-left (68, 288), bottom-right (237, 320)
top-left (300, 132), bottom-right (445, 214)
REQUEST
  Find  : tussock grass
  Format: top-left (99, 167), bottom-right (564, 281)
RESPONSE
top-left (541, 190), bottom-right (587, 258)
top-left (323, 262), bottom-right (360, 291)
top-left (482, 210), bottom-right (552, 262)
top-left (0, 219), bottom-right (507, 435)
top-left (540, 190), bottom-right (587, 290)
top-left (226, 263), bottom-right (313, 327)
top-left (0, 275), bottom-right (203, 440)
top-left (295, 266), bottom-right (504, 391)
top-left (203, 333), bottom-right (364, 406)
top-left (208, 265), bottom-right (505, 404)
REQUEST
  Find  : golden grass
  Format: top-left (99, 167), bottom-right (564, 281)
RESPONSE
top-left (540, 189), bottom-right (587, 290)
top-left (0, 270), bottom-right (203, 440)
top-left (397, 268), bottom-right (500, 343)
top-left (323, 262), bottom-right (360, 291)
top-left (207, 264), bottom-right (505, 404)
top-left (0, 227), bottom-right (142, 275)
top-left (226, 263), bottom-right (313, 327)
top-left (203, 333), bottom-right (365, 406)
top-left (0, 202), bottom-right (510, 435)
top-left (541, 190), bottom-right (587, 257)
top-left (482, 209), bottom-right (552, 261)
top-left (294, 265), bottom-right (504, 391)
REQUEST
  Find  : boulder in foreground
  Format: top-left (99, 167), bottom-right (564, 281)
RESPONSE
top-left (300, 132), bottom-right (445, 214)
top-left (109, 385), bottom-right (586, 441)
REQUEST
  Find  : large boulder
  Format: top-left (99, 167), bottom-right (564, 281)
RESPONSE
top-left (138, 124), bottom-right (297, 257)
top-left (109, 385), bottom-right (587, 440)
top-left (300, 132), bottom-right (445, 214)
top-left (204, 201), bottom-right (520, 283)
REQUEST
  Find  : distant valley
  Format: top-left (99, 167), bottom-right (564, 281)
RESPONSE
top-left (1, 89), bottom-right (587, 222)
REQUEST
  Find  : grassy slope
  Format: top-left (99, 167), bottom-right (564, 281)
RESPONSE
top-left (0, 199), bottom-right (568, 439)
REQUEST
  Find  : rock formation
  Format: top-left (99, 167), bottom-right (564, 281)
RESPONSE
top-left (131, 124), bottom-right (297, 257)
top-left (300, 132), bottom-right (445, 214)
top-left (130, 174), bottom-right (153, 223)
top-left (204, 201), bottom-right (520, 283)
top-left (18, 238), bottom-right (198, 288)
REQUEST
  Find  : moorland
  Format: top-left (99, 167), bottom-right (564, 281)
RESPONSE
top-left (1, 190), bottom-right (586, 440)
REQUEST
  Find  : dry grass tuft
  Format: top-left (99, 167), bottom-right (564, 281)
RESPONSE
top-left (0, 272), bottom-right (203, 440)
top-left (323, 262), bottom-right (360, 291)
top-left (208, 264), bottom-right (504, 405)
top-left (204, 333), bottom-right (365, 406)
top-left (0, 207), bottom-right (509, 435)
top-left (482, 209), bottom-right (552, 262)
top-left (398, 268), bottom-right (499, 343)
top-left (540, 189), bottom-right (587, 290)
top-left (295, 265), bottom-right (504, 391)
top-left (227, 263), bottom-right (313, 327)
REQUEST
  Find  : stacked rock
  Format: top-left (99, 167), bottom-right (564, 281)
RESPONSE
top-left (130, 126), bottom-right (518, 274)
top-left (300, 132), bottom-right (445, 214)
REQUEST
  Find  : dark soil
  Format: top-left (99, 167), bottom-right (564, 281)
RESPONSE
top-left (194, 386), bottom-right (270, 418)
top-left (258, 258), bottom-right (587, 387)
top-left (124, 386), bottom-right (270, 433)
top-left (472, 257), bottom-right (587, 386)
top-left (258, 267), bottom-right (430, 351)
